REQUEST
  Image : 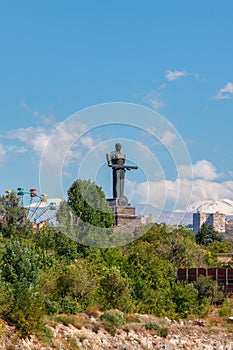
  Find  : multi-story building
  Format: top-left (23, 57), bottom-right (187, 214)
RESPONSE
top-left (193, 211), bottom-right (226, 233)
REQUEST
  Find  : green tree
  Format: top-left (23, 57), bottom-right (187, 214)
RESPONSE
top-left (133, 224), bottom-right (206, 267)
top-left (0, 192), bottom-right (32, 236)
top-left (172, 281), bottom-right (199, 318)
top-left (67, 179), bottom-right (114, 228)
top-left (155, 226), bottom-right (205, 267)
top-left (194, 275), bottom-right (224, 306)
top-left (99, 266), bottom-right (133, 312)
top-left (34, 226), bottom-right (79, 261)
top-left (196, 223), bottom-right (223, 246)
top-left (40, 260), bottom-right (97, 313)
top-left (56, 200), bottom-right (77, 239)
top-left (0, 240), bottom-right (45, 336)
top-left (126, 241), bottom-right (176, 316)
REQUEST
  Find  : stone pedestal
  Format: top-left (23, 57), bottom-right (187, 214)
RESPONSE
top-left (107, 198), bottom-right (141, 227)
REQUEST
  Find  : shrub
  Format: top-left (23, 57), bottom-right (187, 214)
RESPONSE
top-left (99, 267), bottom-right (133, 312)
top-left (0, 240), bottom-right (46, 337)
top-left (56, 262), bottom-right (96, 310)
top-left (145, 321), bottom-right (160, 331)
top-left (100, 312), bottom-right (126, 336)
top-left (59, 297), bottom-right (81, 314)
top-left (172, 281), bottom-right (199, 318)
top-left (219, 299), bottom-right (232, 317)
top-left (145, 321), bottom-right (168, 337)
top-left (52, 315), bottom-right (77, 326)
top-left (100, 312), bottom-right (126, 326)
top-left (43, 298), bottom-right (60, 315)
top-left (7, 296), bottom-right (46, 337)
top-left (53, 315), bottom-right (88, 329)
top-left (158, 327), bottom-right (168, 338)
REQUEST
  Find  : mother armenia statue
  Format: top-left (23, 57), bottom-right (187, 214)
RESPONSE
top-left (106, 143), bottom-right (138, 205)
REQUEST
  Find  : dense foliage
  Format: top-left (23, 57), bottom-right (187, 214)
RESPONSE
top-left (57, 179), bottom-right (115, 246)
top-left (66, 179), bottom-right (115, 228)
top-left (0, 184), bottom-right (232, 338)
top-left (196, 223), bottom-right (223, 246)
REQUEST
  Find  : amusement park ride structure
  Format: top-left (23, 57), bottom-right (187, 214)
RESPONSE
top-left (10, 187), bottom-right (58, 227)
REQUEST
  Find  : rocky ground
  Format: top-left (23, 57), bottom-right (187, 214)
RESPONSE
top-left (1, 310), bottom-right (233, 350)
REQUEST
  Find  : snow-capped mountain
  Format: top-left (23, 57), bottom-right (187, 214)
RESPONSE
top-left (135, 199), bottom-right (233, 226)
top-left (187, 199), bottom-right (233, 215)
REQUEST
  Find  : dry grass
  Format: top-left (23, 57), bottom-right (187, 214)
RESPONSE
top-left (51, 314), bottom-right (89, 329)
top-left (84, 307), bottom-right (100, 319)
top-left (125, 314), bottom-right (141, 323)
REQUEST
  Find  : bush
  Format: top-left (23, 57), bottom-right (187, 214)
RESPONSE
top-left (59, 297), bottom-right (81, 314)
top-left (194, 276), bottom-right (223, 305)
top-left (34, 227), bottom-right (78, 260)
top-left (0, 240), bottom-right (46, 337)
top-left (7, 294), bottom-right (46, 337)
top-left (145, 321), bottom-right (159, 331)
top-left (100, 312), bottom-right (126, 326)
top-left (43, 298), bottom-right (60, 315)
top-left (100, 312), bottom-right (126, 336)
top-left (52, 315), bottom-right (88, 330)
top-left (145, 321), bottom-right (168, 337)
top-left (55, 262), bottom-right (96, 310)
top-left (219, 299), bottom-right (232, 317)
top-left (99, 267), bottom-right (133, 312)
top-left (158, 327), bottom-right (168, 338)
top-left (52, 315), bottom-right (77, 326)
top-left (172, 281), bottom-right (199, 318)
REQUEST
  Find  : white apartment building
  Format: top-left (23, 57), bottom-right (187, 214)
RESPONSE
top-left (193, 211), bottom-right (226, 233)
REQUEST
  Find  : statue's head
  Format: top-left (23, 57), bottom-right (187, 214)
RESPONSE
top-left (115, 143), bottom-right (122, 151)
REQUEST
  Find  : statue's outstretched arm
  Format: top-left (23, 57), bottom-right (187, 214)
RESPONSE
top-left (106, 153), bottom-right (113, 167)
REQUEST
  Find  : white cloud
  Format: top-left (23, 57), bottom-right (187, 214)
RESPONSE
top-left (135, 178), bottom-right (233, 211)
top-left (20, 100), bottom-right (55, 125)
top-left (80, 136), bottom-right (94, 149)
top-left (143, 90), bottom-right (165, 110)
top-left (5, 127), bottom-right (50, 157)
top-left (39, 118), bottom-right (90, 172)
top-left (135, 178), bottom-right (189, 210)
top-left (4, 118), bottom-right (89, 168)
top-left (190, 179), bottom-right (233, 203)
top-left (136, 144), bottom-right (155, 160)
top-left (3, 119), bottom-right (96, 182)
top-left (161, 130), bottom-right (177, 147)
top-left (65, 147), bottom-right (83, 164)
top-left (213, 82), bottom-right (233, 100)
top-left (133, 159), bottom-right (230, 211)
top-left (166, 70), bottom-right (199, 81)
top-left (166, 70), bottom-right (188, 81)
top-left (178, 160), bottom-right (219, 181)
top-left (8, 145), bottom-right (28, 153)
top-left (0, 144), bottom-right (6, 166)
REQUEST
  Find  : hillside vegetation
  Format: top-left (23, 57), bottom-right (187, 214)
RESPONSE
top-left (1, 180), bottom-right (233, 343)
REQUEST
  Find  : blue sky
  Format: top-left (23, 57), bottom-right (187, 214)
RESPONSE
top-left (0, 0), bottom-right (233, 211)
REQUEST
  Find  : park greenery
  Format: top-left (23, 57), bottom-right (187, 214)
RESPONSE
top-left (0, 179), bottom-right (233, 338)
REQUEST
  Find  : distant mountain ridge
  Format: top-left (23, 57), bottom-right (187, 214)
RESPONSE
top-left (186, 199), bottom-right (233, 215)
top-left (29, 198), bottom-right (233, 227)
top-left (135, 204), bottom-right (193, 226)
top-left (135, 198), bottom-right (233, 226)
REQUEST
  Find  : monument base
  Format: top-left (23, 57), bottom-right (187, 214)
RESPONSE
top-left (107, 198), bottom-right (141, 228)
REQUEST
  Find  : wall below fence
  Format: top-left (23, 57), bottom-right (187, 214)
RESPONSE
top-left (177, 268), bottom-right (233, 295)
